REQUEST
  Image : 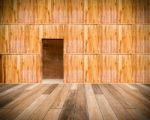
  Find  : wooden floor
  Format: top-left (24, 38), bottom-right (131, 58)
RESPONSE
top-left (0, 84), bottom-right (150, 120)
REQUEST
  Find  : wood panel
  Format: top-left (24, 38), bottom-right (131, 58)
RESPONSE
top-left (133, 55), bottom-right (150, 83)
top-left (101, 25), bottom-right (118, 53)
top-left (134, 25), bottom-right (150, 53)
top-left (35, 0), bottom-right (52, 23)
top-left (0, 0), bottom-right (150, 24)
top-left (17, 0), bottom-right (34, 23)
top-left (100, 55), bottom-right (118, 83)
top-left (119, 25), bottom-right (134, 53)
top-left (84, 25), bottom-right (100, 53)
top-left (42, 25), bottom-right (64, 39)
top-left (84, 55), bottom-right (99, 83)
top-left (68, 0), bottom-right (84, 23)
top-left (0, 25), bottom-right (40, 53)
top-left (118, 55), bottom-right (134, 83)
top-left (0, 0), bottom-right (17, 24)
top-left (64, 55), bottom-right (84, 83)
top-left (0, 25), bottom-right (5, 53)
top-left (101, 0), bottom-right (118, 23)
top-left (51, 0), bottom-right (68, 23)
top-left (84, 0), bottom-right (100, 23)
top-left (135, 0), bottom-right (150, 24)
top-left (1, 55), bottom-right (41, 83)
top-left (118, 0), bottom-right (135, 24)
top-left (65, 25), bottom-right (84, 53)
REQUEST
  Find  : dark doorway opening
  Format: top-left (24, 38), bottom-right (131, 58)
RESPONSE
top-left (42, 39), bottom-right (63, 83)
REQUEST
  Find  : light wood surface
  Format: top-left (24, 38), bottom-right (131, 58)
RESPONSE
top-left (0, 0), bottom-right (149, 83)
top-left (0, 84), bottom-right (149, 120)
top-left (0, 0), bottom-right (149, 24)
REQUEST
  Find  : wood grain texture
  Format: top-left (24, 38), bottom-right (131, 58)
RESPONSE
top-left (1, 55), bottom-right (41, 83)
top-left (134, 25), bottom-right (150, 53)
top-left (0, 84), bottom-right (150, 119)
top-left (135, 0), bottom-right (150, 24)
top-left (0, 0), bottom-right (149, 24)
top-left (100, 55), bottom-right (118, 83)
top-left (84, 0), bottom-right (99, 23)
top-left (0, 25), bottom-right (40, 53)
top-left (68, 0), bottom-right (84, 23)
top-left (64, 55), bottom-right (84, 83)
top-left (0, 0), bottom-right (150, 83)
top-left (101, 25), bottom-right (118, 53)
top-left (0, 25), bottom-right (149, 83)
top-left (84, 25), bottom-right (100, 53)
top-left (85, 84), bottom-right (103, 120)
top-left (118, 0), bottom-right (135, 24)
top-left (119, 25), bottom-right (133, 53)
top-left (84, 55), bottom-right (99, 83)
top-left (118, 55), bottom-right (134, 83)
top-left (133, 55), bottom-right (150, 83)
top-left (101, 0), bottom-right (118, 23)
top-left (65, 25), bottom-right (84, 53)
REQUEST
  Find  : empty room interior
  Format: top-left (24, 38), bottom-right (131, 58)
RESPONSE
top-left (0, 0), bottom-right (150, 120)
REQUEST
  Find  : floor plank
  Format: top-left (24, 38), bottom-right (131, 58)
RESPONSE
top-left (99, 85), bottom-right (133, 120)
top-left (58, 86), bottom-right (77, 120)
top-left (28, 84), bottom-right (64, 120)
top-left (0, 84), bottom-right (30, 108)
top-left (96, 94), bottom-right (118, 120)
top-left (0, 85), bottom-right (50, 120)
top-left (0, 84), bottom-right (149, 120)
top-left (85, 84), bottom-right (103, 120)
top-left (44, 109), bottom-right (62, 120)
top-left (74, 85), bottom-right (89, 120)
top-left (50, 84), bottom-right (71, 109)
top-left (15, 95), bottom-right (48, 120)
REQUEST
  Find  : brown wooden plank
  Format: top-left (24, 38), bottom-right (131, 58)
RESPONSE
top-left (58, 87), bottom-right (77, 120)
top-left (43, 84), bottom-right (58, 94)
top-left (50, 84), bottom-right (71, 109)
top-left (85, 84), bottom-right (103, 120)
top-left (4, 84), bottom-right (43, 109)
top-left (99, 84), bottom-right (133, 120)
top-left (0, 84), bottom-right (149, 120)
top-left (43, 109), bottom-right (62, 120)
top-left (127, 108), bottom-right (150, 120)
top-left (74, 84), bottom-right (89, 120)
top-left (104, 84), bottom-right (135, 109)
top-left (92, 84), bottom-right (103, 94)
top-left (96, 94), bottom-right (118, 120)
top-left (15, 95), bottom-right (48, 120)
top-left (28, 84), bottom-right (64, 120)
top-left (0, 84), bottom-right (18, 93)
top-left (131, 84), bottom-right (150, 100)
top-left (114, 84), bottom-right (150, 117)
top-left (0, 84), bottom-right (50, 120)
top-left (0, 84), bottom-right (30, 108)
top-left (120, 84), bottom-right (150, 108)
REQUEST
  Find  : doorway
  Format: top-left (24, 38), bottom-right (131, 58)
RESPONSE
top-left (42, 39), bottom-right (63, 84)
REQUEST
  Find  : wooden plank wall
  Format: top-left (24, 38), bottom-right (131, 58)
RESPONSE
top-left (0, 0), bottom-right (149, 83)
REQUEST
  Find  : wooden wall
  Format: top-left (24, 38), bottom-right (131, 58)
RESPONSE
top-left (0, 0), bottom-right (149, 83)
